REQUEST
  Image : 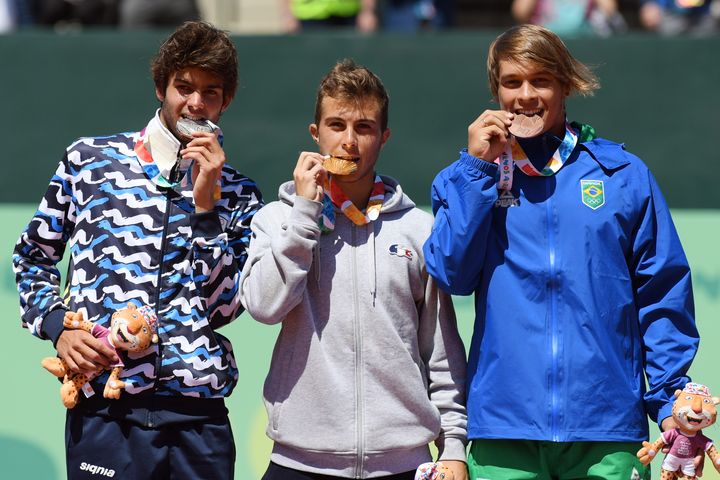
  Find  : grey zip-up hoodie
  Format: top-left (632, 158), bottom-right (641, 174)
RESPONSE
top-left (240, 176), bottom-right (467, 478)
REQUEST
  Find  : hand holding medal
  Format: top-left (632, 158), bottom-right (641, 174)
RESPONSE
top-left (176, 118), bottom-right (223, 211)
top-left (468, 110), bottom-right (514, 162)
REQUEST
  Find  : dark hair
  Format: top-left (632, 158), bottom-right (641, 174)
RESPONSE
top-left (151, 21), bottom-right (239, 101)
top-left (314, 59), bottom-right (389, 131)
top-left (487, 24), bottom-right (599, 99)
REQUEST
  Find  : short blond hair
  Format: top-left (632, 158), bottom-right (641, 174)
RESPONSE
top-left (487, 24), bottom-right (599, 99)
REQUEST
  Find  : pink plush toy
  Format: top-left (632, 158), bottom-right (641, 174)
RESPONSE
top-left (637, 383), bottom-right (720, 480)
top-left (415, 462), bottom-right (454, 480)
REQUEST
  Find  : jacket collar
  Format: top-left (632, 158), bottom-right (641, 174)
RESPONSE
top-left (578, 138), bottom-right (632, 171)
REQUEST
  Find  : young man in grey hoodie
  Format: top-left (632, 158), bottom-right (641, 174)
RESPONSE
top-left (240, 59), bottom-right (468, 479)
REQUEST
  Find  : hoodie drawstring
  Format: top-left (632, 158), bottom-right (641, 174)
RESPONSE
top-left (369, 222), bottom-right (377, 307)
top-left (314, 244), bottom-right (321, 285)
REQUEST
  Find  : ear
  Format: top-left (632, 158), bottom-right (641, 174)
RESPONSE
top-left (309, 123), bottom-right (319, 143)
top-left (712, 396), bottom-right (720, 406)
top-left (674, 389), bottom-right (683, 399)
top-left (220, 94), bottom-right (234, 114)
top-left (127, 302), bottom-right (137, 310)
top-left (155, 85), bottom-right (165, 103)
top-left (380, 128), bottom-right (391, 147)
top-left (152, 334), bottom-right (159, 344)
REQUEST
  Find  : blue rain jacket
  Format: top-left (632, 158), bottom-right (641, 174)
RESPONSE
top-left (423, 137), bottom-right (698, 442)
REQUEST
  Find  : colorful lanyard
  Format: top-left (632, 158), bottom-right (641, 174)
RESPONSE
top-left (497, 122), bottom-right (578, 192)
top-left (318, 175), bottom-right (385, 233)
top-left (134, 112), bottom-right (222, 201)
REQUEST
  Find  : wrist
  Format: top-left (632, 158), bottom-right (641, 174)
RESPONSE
top-left (42, 309), bottom-right (68, 347)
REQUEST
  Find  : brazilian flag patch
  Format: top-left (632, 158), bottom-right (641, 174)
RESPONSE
top-left (581, 180), bottom-right (605, 210)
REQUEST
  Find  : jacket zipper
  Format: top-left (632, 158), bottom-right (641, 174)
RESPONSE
top-left (147, 192), bottom-right (172, 428)
top-left (352, 225), bottom-right (365, 477)
top-left (546, 184), bottom-right (560, 442)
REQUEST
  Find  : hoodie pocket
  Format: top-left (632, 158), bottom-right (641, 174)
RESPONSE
top-left (264, 343), bottom-right (296, 434)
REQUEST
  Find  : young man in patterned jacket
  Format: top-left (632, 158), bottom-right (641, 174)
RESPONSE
top-left (12, 21), bottom-right (262, 479)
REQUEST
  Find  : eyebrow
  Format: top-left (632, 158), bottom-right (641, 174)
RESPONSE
top-left (173, 77), bottom-right (223, 90)
top-left (324, 116), bottom-right (377, 124)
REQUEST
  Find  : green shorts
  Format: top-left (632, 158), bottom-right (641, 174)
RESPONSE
top-left (467, 439), bottom-right (651, 480)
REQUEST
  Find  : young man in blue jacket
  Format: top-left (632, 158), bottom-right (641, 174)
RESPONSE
top-left (423, 24), bottom-right (698, 479)
top-left (13, 21), bottom-right (262, 479)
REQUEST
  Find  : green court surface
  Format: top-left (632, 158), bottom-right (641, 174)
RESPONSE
top-left (2, 205), bottom-right (718, 479)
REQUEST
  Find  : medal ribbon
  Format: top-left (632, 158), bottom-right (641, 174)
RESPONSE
top-left (134, 113), bottom-right (223, 201)
top-left (497, 121), bottom-right (579, 192)
top-left (318, 175), bottom-right (385, 233)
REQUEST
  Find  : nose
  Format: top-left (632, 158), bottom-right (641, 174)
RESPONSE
top-left (342, 138), bottom-right (357, 153)
top-left (692, 396), bottom-right (703, 414)
top-left (187, 91), bottom-right (204, 109)
top-left (518, 81), bottom-right (538, 101)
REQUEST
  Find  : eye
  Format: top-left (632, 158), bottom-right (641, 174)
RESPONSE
top-left (686, 396), bottom-right (693, 400)
top-left (704, 398), bottom-right (711, 403)
top-left (532, 77), bottom-right (553, 88)
top-left (142, 327), bottom-right (148, 334)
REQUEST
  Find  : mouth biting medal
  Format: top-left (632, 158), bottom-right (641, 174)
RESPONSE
top-left (508, 114), bottom-right (544, 138)
top-left (323, 155), bottom-right (358, 176)
top-left (176, 117), bottom-right (216, 142)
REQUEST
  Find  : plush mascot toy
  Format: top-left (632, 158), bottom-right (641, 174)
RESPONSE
top-left (637, 382), bottom-right (720, 480)
top-left (42, 303), bottom-right (158, 408)
top-left (415, 462), bottom-right (454, 480)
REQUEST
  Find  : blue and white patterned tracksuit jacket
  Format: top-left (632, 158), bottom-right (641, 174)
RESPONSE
top-left (13, 119), bottom-right (263, 399)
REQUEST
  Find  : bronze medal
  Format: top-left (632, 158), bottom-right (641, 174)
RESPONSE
top-left (508, 114), bottom-right (544, 138)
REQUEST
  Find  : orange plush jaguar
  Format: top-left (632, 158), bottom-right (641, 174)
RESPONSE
top-left (42, 303), bottom-right (158, 408)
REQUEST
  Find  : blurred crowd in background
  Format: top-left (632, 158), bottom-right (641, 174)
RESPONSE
top-left (1, 0), bottom-right (718, 36)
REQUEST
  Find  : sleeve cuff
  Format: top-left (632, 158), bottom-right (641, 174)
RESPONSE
top-left (191, 211), bottom-right (223, 238)
top-left (437, 436), bottom-right (468, 462)
top-left (41, 309), bottom-right (67, 347)
top-left (289, 196), bottom-right (323, 227)
top-left (459, 149), bottom-right (500, 178)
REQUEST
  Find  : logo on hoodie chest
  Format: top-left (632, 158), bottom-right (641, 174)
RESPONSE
top-left (389, 244), bottom-right (414, 260)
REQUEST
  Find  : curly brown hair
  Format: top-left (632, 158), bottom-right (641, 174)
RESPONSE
top-left (487, 24), bottom-right (599, 100)
top-left (314, 59), bottom-right (390, 131)
top-left (151, 21), bottom-right (238, 101)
